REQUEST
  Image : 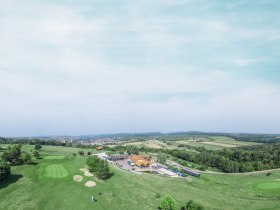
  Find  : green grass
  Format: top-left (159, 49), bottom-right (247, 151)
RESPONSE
top-left (255, 181), bottom-right (280, 190)
top-left (43, 155), bottom-right (66, 160)
top-left (1, 145), bottom-right (280, 210)
top-left (43, 164), bottom-right (69, 178)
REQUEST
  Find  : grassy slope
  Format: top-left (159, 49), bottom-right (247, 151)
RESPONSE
top-left (0, 145), bottom-right (280, 210)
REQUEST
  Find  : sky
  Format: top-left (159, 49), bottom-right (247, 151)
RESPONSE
top-left (0, 0), bottom-right (280, 137)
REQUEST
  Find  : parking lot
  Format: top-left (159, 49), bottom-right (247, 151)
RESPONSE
top-left (115, 159), bottom-right (133, 171)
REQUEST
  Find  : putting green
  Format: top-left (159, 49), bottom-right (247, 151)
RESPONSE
top-left (44, 164), bottom-right (69, 178)
top-left (44, 155), bottom-right (65, 160)
top-left (256, 181), bottom-right (280, 190)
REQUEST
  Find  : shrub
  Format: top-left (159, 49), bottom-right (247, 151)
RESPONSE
top-left (185, 200), bottom-right (204, 210)
top-left (266, 172), bottom-right (272, 176)
top-left (33, 150), bottom-right (40, 159)
top-left (21, 152), bottom-right (32, 164)
top-left (35, 144), bottom-right (42, 150)
top-left (198, 165), bottom-right (207, 171)
top-left (155, 193), bottom-right (161, 199)
top-left (78, 151), bottom-right (84, 156)
top-left (158, 195), bottom-right (176, 210)
top-left (177, 144), bottom-right (185, 148)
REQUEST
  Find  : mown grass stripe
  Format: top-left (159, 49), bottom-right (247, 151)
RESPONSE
top-left (43, 164), bottom-right (68, 178)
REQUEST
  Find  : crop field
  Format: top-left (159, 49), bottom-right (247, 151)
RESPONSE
top-left (125, 140), bottom-right (162, 149)
top-left (1, 145), bottom-right (280, 210)
top-left (125, 140), bottom-right (173, 149)
top-left (171, 136), bottom-right (261, 150)
top-left (209, 136), bottom-right (258, 145)
top-left (107, 135), bottom-right (261, 151)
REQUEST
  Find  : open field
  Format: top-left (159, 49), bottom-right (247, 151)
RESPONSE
top-left (1, 145), bottom-right (280, 210)
top-left (173, 136), bottom-right (261, 150)
top-left (125, 140), bottom-right (162, 149)
top-left (199, 141), bottom-right (237, 148)
top-left (98, 135), bottom-right (260, 151)
top-left (0, 144), bottom-right (96, 157)
top-left (125, 140), bottom-right (174, 149)
top-left (112, 136), bottom-right (261, 151)
top-left (209, 136), bottom-right (259, 146)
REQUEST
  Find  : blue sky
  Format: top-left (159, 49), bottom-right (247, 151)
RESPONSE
top-left (0, 0), bottom-right (280, 137)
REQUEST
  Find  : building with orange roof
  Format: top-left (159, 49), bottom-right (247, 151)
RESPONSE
top-left (96, 146), bottom-right (104, 151)
top-left (129, 155), bottom-right (154, 168)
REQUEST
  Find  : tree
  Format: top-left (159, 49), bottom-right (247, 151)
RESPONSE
top-left (87, 156), bottom-right (101, 172)
top-left (157, 153), bottom-right (167, 164)
top-left (0, 159), bottom-right (10, 181)
top-left (1, 144), bottom-right (22, 165)
top-left (21, 152), bottom-right (31, 164)
top-left (266, 172), bottom-right (272, 176)
top-left (95, 159), bottom-right (110, 180)
top-left (87, 151), bottom-right (92, 156)
top-left (186, 200), bottom-right (204, 210)
top-left (106, 151), bottom-right (114, 156)
top-left (33, 150), bottom-right (40, 159)
top-left (158, 195), bottom-right (176, 210)
top-left (78, 151), bottom-right (84, 156)
top-left (86, 156), bottom-right (111, 180)
top-left (126, 146), bottom-right (139, 155)
top-left (35, 144), bottom-right (42, 150)
top-left (177, 144), bottom-right (185, 148)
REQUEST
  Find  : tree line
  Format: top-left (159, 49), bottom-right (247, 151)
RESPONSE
top-left (0, 144), bottom-right (42, 182)
top-left (167, 143), bottom-right (280, 172)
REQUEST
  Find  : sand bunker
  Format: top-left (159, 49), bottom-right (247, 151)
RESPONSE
top-left (73, 175), bottom-right (83, 182)
top-left (85, 171), bottom-right (93, 177)
top-left (85, 181), bottom-right (96, 187)
top-left (79, 168), bottom-right (87, 173)
top-left (80, 168), bottom-right (94, 177)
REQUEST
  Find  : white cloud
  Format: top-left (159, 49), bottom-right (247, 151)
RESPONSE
top-left (0, 0), bottom-right (280, 136)
top-left (231, 58), bottom-right (264, 66)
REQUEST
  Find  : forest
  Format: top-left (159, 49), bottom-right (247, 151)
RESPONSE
top-left (168, 144), bottom-right (280, 172)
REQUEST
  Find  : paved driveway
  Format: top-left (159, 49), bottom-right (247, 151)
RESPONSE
top-left (115, 159), bottom-right (133, 170)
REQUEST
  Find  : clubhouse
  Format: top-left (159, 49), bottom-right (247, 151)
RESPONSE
top-left (129, 155), bottom-right (154, 168)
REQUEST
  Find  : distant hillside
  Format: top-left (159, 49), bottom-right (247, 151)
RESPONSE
top-left (2, 132), bottom-right (280, 143)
